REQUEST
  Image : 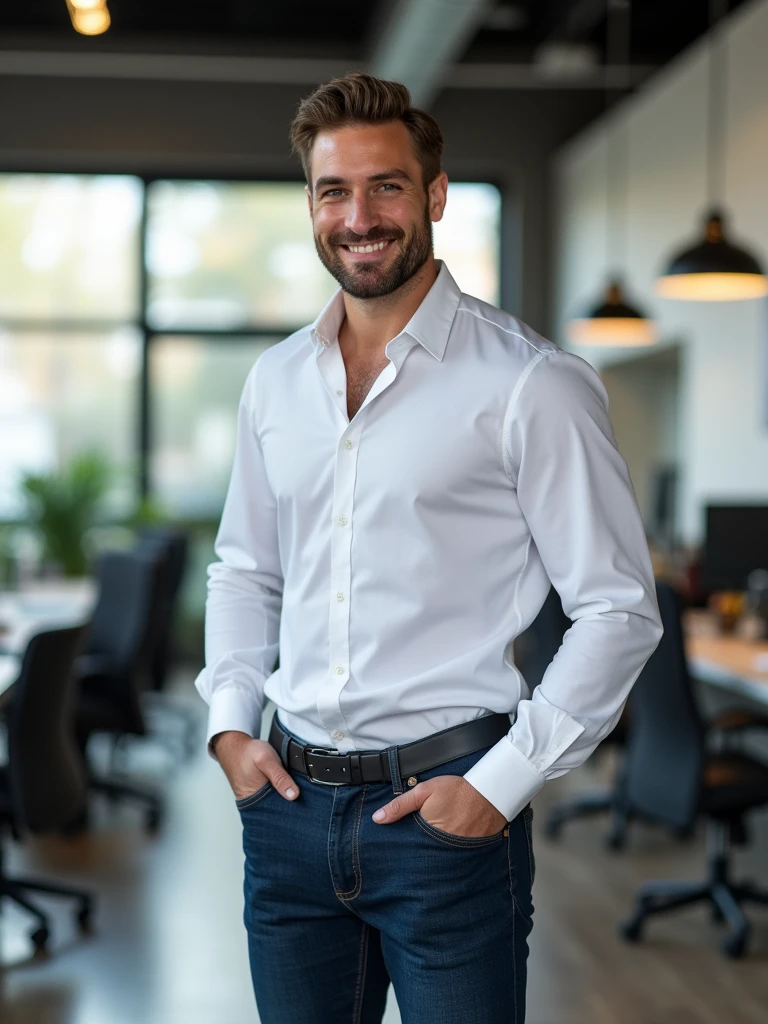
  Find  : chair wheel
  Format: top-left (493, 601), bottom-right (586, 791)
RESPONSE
top-left (722, 933), bottom-right (748, 958)
top-left (606, 831), bottom-right (626, 852)
top-left (77, 903), bottom-right (94, 934)
top-left (620, 918), bottom-right (643, 943)
top-left (544, 817), bottom-right (562, 840)
top-left (146, 807), bottom-right (162, 832)
top-left (30, 926), bottom-right (49, 956)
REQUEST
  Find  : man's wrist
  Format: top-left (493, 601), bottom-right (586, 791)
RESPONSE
top-left (210, 729), bottom-right (252, 762)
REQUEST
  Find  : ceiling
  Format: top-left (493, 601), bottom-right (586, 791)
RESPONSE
top-left (0, 1), bottom-right (752, 107)
top-left (1, 1), bottom-right (749, 59)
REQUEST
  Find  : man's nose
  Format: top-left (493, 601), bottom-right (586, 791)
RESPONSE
top-left (345, 194), bottom-right (380, 237)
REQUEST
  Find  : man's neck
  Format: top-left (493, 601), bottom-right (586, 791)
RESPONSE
top-left (338, 257), bottom-right (438, 360)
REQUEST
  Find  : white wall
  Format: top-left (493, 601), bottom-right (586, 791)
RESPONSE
top-left (553, 0), bottom-right (768, 545)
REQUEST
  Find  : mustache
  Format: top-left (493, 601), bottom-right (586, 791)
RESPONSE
top-left (326, 227), bottom-right (405, 246)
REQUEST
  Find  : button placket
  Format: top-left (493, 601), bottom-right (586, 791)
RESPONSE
top-left (316, 415), bottom-right (365, 746)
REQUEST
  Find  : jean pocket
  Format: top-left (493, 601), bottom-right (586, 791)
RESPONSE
top-left (413, 812), bottom-right (507, 849)
top-left (235, 781), bottom-right (274, 810)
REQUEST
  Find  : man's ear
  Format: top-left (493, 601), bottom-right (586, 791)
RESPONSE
top-left (305, 184), bottom-right (313, 218)
top-left (428, 171), bottom-right (449, 224)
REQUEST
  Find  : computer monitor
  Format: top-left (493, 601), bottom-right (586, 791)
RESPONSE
top-left (699, 505), bottom-right (768, 591)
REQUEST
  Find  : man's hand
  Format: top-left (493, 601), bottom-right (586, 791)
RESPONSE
top-left (372, 775), bottom-right (506, 837)
top-left (214, 731), bottom-right (299, 803)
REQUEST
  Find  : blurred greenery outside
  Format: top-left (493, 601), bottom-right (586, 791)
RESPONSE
top-left (0, 173), bottom-right (501, 664)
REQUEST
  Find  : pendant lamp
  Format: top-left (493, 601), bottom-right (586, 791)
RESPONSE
top-left (568, 278), bottom-right (656, 347)
top-left (656, 0), bottom-right (767, 301)
top-left (567, 0), bottom-right (656, 348)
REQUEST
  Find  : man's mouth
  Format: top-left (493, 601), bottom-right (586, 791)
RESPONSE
top-left (339, 239), bottom-right (393, 255)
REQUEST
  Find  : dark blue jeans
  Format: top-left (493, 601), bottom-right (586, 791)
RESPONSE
top-left (239, 723), bottom-right (535, 1024)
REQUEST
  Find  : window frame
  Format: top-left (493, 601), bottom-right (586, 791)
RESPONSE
top-left (0, 169), bottom-right (504, 520)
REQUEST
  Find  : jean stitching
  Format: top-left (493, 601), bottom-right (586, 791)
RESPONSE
top-left (336, 785), bottom-right (367, 900)
top-left (352, 922), bottom-right (370, 1024)
top-left (235, 782), bottom-right (273, 810)
top-left (413, 812), bottom-right (505, 848)
top-left (512, 894), bottom-right (518, 1024)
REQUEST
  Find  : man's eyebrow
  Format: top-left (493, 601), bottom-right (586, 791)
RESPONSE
top-left (368, 169), bottom-right (414, 184)
top-left (313, 169), bottom-right (414, 193)
top-left (313, 175), bottom-right (346, 192)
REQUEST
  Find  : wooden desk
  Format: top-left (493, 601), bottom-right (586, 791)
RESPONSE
top-left (685, 610), bottom-right (768, 707)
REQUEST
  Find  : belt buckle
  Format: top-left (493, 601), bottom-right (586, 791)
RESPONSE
top-left (304, 747), bottom-right (346, 786)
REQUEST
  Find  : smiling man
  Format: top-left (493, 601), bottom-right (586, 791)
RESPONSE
top-left (196, 72), bottom-right (663, 1024)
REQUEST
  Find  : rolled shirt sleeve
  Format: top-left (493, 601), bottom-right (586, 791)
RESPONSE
top-left (194, 359), bottom-right (283, 753)
top-left (464, 348), bottom-right (664, 821)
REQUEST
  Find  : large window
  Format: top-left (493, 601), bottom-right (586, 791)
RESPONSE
top-left (1, 173), bottom-right (501, 520)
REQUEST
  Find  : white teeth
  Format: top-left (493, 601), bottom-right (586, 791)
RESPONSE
top-left (347, 241), bottom-right (388, 253)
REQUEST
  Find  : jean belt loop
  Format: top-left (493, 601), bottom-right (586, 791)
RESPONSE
top-left (387, 745), bottom-right (404, 796)
top-left (280, 731), bottom-right (292, 767)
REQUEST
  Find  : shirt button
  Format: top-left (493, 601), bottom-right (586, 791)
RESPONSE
top-left (332, 731), bottom-right (344, 742)
top-left (344, 440), bottom-right (353, 449)
top-left (338, 515), bottom-right (348, 526)
top-left (336, 592), bottom-right (344, 602)
top-left (336, 389), bottom-right (343, 396)
top-left (335, 665), bottom-right (345, 675)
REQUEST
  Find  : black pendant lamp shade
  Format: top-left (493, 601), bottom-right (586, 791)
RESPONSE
top-left (568, 278), bottom-right (656, 347)
top-left (656, 209), bottom-right (768, 300)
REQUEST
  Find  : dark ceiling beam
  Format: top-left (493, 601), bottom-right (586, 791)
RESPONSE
top-left (546, 0), bottom-right (607, 41)
top-left (369, 0), bottom-right (495, 107)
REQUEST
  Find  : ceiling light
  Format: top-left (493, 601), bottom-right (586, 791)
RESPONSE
top-left (567, 1), bottom-right (655, 348)
top-left (66, 0), bottom-right (111, 36)
top-left (656, 1), bottom-right (766, 301)
top-left (568, 280), bottom-right (657, 347)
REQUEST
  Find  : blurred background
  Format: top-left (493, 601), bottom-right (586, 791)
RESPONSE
top-left (0, 1), bottom-right (767, 1022)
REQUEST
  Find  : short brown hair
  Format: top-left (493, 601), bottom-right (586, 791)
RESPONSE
top-left (290, 71), bottom-right (444, 187)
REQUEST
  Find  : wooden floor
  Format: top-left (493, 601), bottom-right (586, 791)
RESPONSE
top-left (1, 688), bottom-right (767, 1024)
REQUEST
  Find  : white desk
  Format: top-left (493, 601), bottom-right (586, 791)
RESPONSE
top-left (0, 579), bottom-right (96, 657)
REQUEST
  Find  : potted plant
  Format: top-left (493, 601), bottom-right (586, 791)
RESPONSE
top-left (22, 452), bottom-right (111, 578)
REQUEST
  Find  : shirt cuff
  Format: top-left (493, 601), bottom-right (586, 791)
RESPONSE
top-left (205, 686), bottom-right (263, 758)
top-left (463, 736), bottom-right (546, 822)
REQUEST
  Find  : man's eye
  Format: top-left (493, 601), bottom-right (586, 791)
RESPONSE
top-left (379, 183), bottom-right (401, 191)
top-left (323, 189), bottom-right (344, 198)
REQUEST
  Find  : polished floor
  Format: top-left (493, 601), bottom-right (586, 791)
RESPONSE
top-left (1, 689), bottom-right (767, 1024)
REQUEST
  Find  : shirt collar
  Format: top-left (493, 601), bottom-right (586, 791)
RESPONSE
top-left (310, 260), bottom-right (462, 362)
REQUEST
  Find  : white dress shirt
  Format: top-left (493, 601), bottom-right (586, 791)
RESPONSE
top-left (196, 261), bottom-right (663, 821)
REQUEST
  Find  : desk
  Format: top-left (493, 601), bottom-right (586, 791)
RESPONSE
top-left (685, 610), bottom-right (768, 707)
top-left (0, 579), bottom-right (96, 656)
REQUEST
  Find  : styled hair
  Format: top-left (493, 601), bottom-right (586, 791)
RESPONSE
top-left (289, 71), bottom-right (444, 187)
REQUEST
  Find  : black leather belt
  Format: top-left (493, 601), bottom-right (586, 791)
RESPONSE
top-left (269, 712), bottom-right (511, 786)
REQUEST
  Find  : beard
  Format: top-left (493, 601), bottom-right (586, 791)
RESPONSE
top-left (313, 201), bottom-right (433, 299)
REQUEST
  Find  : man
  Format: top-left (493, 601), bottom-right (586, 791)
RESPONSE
top-left (196, 72), bottom-right (662, 1024)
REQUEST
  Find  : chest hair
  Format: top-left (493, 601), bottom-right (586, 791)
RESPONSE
top-left (345, 357), bottom-right (390, 419)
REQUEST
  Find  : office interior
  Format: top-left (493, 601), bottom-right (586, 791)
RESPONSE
top-left (1, 1), bottom-right (768, 1021)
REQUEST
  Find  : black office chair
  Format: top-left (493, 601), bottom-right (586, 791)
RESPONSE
top-left (620, 582), bottom-right (768, 957)
top-left (135, 528), bottom-right (198, 758)
top-left (0, 626), bottom-right (95, 956)
top-left (75, 549), bottom-right (165, 831)
top-left (525, 588), bottom-right (631, 849)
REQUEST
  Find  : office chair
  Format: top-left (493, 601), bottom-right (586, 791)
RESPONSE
top-left (135, 528), bottom-right (198, 758)
top-left (0, 626), bottom-right (95, 956)
top-left (75, 549), bottom-right (165, 831)
top-left (524, 588), bottom-right (631, 849)
top-left (620, 582), bottom-right (768, 957)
